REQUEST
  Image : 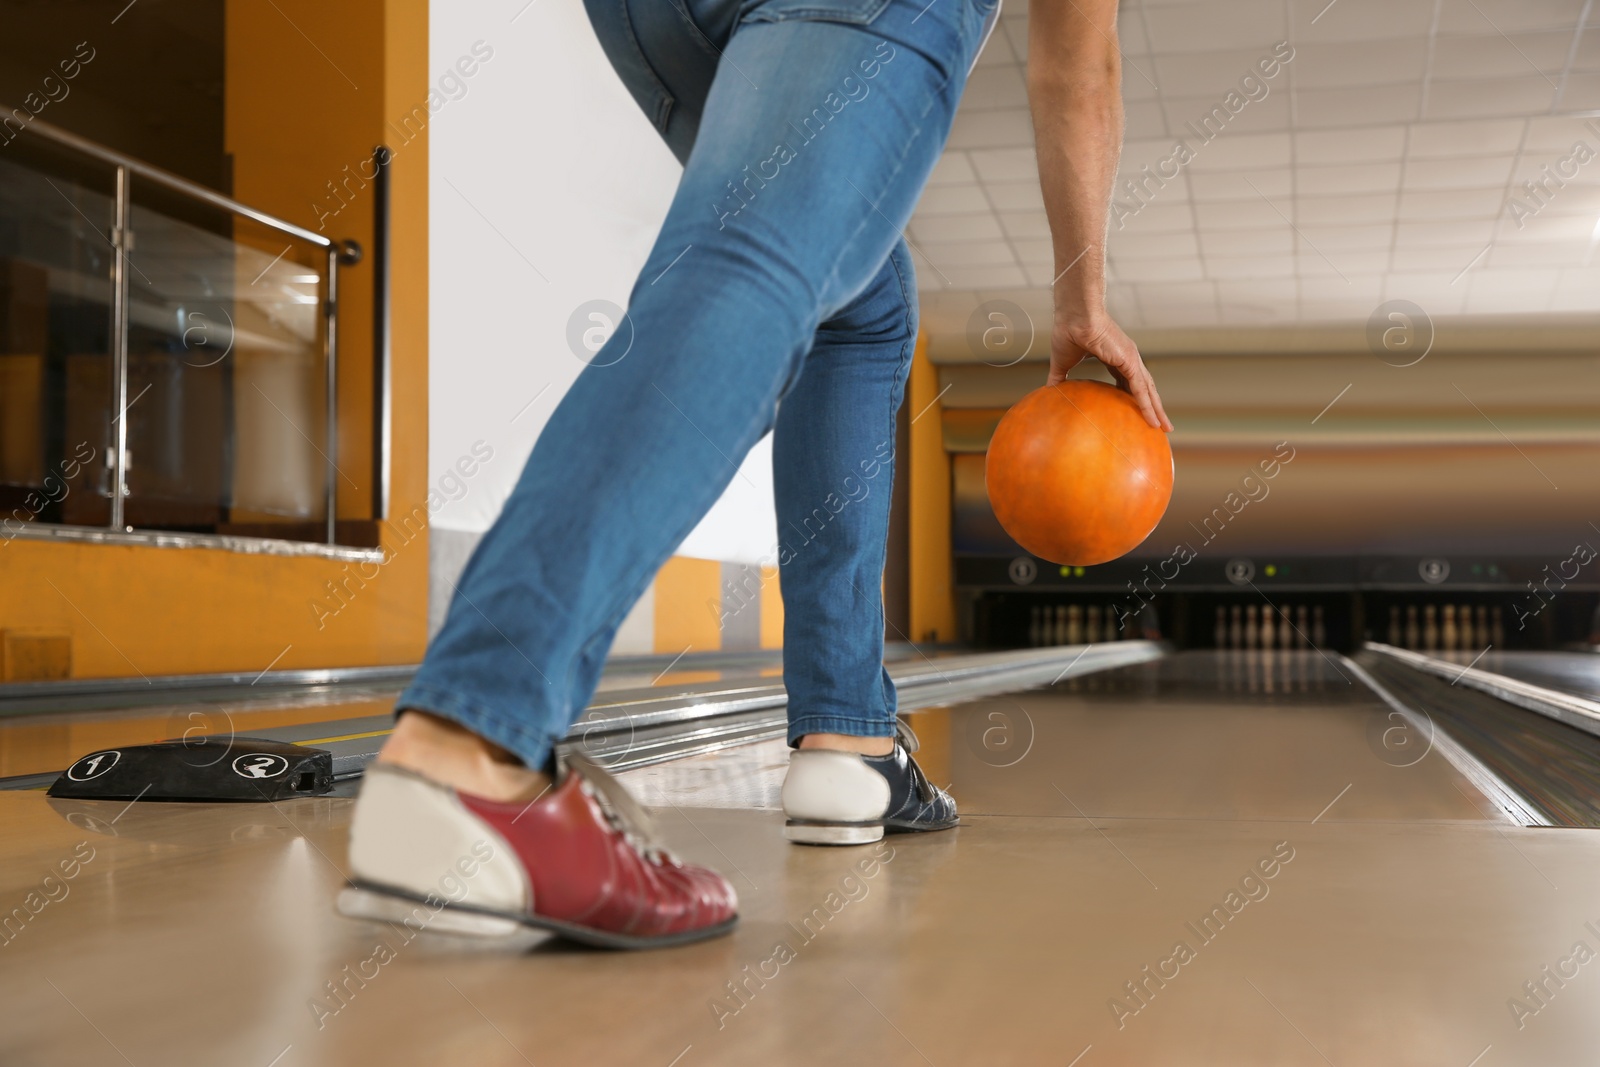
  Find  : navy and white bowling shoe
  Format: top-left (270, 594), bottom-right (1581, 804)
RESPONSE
top-left (781, 719), bottom-right (958, 845)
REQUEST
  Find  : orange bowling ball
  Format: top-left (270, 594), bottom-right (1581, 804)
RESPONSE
top-left (985, 380), bottom-right (1173, 566)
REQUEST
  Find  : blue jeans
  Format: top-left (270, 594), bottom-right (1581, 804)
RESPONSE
top-left (402, 0), bottom-right (997, 768)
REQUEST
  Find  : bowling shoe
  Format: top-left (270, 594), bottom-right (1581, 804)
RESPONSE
top-left (781, 719), bottom-right (958, 845)
top-left (338, 752), bottom-right (737, 949)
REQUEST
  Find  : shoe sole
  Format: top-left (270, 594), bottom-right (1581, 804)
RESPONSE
top-left (336, 881), bottom-right (738, 951)
top-left (783, 816), bottom-right (959, 846)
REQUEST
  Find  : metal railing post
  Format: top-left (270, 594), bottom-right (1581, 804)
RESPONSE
top-left (325, 246), bottom-right (340, 545)
top-left (109, 165), bottom-right (130, 531)
top-left (371, 145), bottom-right (392, 525)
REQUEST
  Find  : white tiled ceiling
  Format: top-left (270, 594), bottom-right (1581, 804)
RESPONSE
top-left (909, 0), bottom-right (1600, 333)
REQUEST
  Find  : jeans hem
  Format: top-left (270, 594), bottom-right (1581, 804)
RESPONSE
top-left (395, 682), bottom-right (561, 771)
top-left (787, 713), bottom-right (897, 745)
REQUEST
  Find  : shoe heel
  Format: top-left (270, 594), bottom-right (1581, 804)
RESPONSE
top-left (337, 885), bottom-right (526, 940)
top-left (783, 821), bottom-right (884, 846)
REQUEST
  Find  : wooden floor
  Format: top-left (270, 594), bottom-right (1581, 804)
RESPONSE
top-left (3, 652), bottom-right (1599, 1065)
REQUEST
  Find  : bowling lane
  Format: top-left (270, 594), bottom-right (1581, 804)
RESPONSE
top-left (1441, 650), bottom-right (1600, 704)
top-left (5, 649), bottom-right (1597, 1066)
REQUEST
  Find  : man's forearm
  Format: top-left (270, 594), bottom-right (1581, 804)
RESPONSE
top-left (1027, 0), bottom-right (1123, 321)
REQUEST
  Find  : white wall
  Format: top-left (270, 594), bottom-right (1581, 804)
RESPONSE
top-left (427, 1), bottom-right (778, 577)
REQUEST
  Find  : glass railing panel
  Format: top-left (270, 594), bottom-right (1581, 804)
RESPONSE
top-left (121, 185), bottom-right (330, 540)
top-left (0, 139), bottom-right (117, 532)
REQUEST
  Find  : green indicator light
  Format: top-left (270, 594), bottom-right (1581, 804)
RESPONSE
top-left (1264, 564), bottom-right (1277, 577)
top-left (1489, 564), bottom-right (1499, 577)
top-left (1471, 564), bottom-right (1482, 575)
top-left (1059, 565), bottom-right (1070, 577)
top-left (1073, 566), bottom-right (1085, 577)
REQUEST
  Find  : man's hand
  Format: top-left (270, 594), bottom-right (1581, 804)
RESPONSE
top-left (1029, 0), bottom-right (1172, 432)
top-left (1048, 314), bottom-right (1173, 431)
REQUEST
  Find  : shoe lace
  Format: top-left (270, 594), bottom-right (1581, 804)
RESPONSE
top-left (893, 719), bottom-right (938, 804)
top-left (563, 751), bottom-right (680, 867)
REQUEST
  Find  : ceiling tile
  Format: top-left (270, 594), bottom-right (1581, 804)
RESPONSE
top-left (1293, 192), bottom-right (1399, 225)
top-left (1200, 229), bottom-right (1294, 256)
top-left (1390, 246), bottom-right (1492, 270)
top-left (1397, 186), bottom-right (1509, 218)
top-left (1430, 32), bottom-right (1573, 79)
top-left (1194, 199), bottom-right (1288, 229)
top-left (1435, 0), bottom-right (1587, 36)
top-left (926, 152), bottom-right (977, 187)
top-left (1394, 220), bottom-right (1498, 245)
top-left (1185, 131), bottom-right (1293, 171)
top-left (1115, 201), bottom-right (1199, 234)
top-left (974, 26), bottom-right (1020, 68)
top-left (1402, 156), bottom-right (1517, 190)
top-left (922, 240), bottom-right (1015, 267)
top-left (935, 265), bottom-right (1029, 289)
top-left (1297, 161), bottom-right (1404, 196)
top-left (1152, 49), bottom-right (1275, 96)
top-left (1487, 240), bottom-right (1593, 267)
top-left (1560, 73), bottom-right (1600, 110)
top-left (1187, 168), bottom-right (1294, 201)
top-left (946, 108), bottom-right (1035, 150)
top-left (1142, 0), bottom-right (1287, 54)
top-left (1124, 100), bottom-right (1171, 140)
top-left (1295, 84), bottom-right (1423, 127)
top-left (1424, 77), bottom-right (1558, 120)
top-left (1204, 253), bottom-right (1299, 278)
top-left (1160, 92), bottom-right (1292, 137)
top-left (1108, 257), bottom-right (1207, 282)
top-left (1010, 238), bottom-right (1053, 267)
top-left (968, 148), bottom-right (1037, 183)
top-left (962, 67), bottom-right (1029, 111)
top-left (998, 210), bottom-right (1049, 239)
top-left (1406, 118), bottom-right (1527, 158)
top-left (1295, 125), bottom-right (1407, 165)
top-left (1292, 224), bottom-right (1395, 250)
top-left (1109, 231), bottom-right (1201, 259)
top-left (1521, 115), bottom-right (1600, 152)
top-left (914, 184), bottom-right (992, 216)
top-left (1291, 39), bottom-right (1431, 90)
top-left (983, 181), bottom-right (1046, 211)
top-left (1289, 0), bottom-right (1438, 43)
top-left (1380, 273), bottom-right (1470, 313)
top-left (911, 214), bottom-right (1006, 243)
top-left (1296, 251), bottom-right (1392, 276)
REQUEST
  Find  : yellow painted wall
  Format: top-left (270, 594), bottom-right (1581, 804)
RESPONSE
top-left (759, 565), bottom-right (783, 649)
top-left (653, 556), bottom-right (723, 655)
top-left (909, 333), bottom-right (956, 643)
top-left (0, 0), bottom-right (430, 679)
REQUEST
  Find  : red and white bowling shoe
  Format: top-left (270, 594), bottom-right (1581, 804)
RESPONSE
top-left (338, 752), bottom-right (737, 949)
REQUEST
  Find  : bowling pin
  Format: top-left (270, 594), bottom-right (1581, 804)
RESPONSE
top-left (1215, 605), bottom-right (1227, 648)
top-left (1477, 605), bottom-right (1490, 647)
top-left (1067, 604), bottom-right (1084, 645)
top-left (1296, 604), bottom-right (1309, 648)
top-left (1086, 604), bottom-right (1102, 644)
top-left (1458, 604), bottom-right (1474, 649)
top-left (1229, 604), bottom-right (1242, 649)
top-left (1442, 604), bottom-right (1457, 651)
top-left (1278, 607), bottom-right (1293, 650)
top-left (1053, 605), bottom-right (1067, 645)
top-left (1423, 604), bottom-right (1438, 651)
top-left (1312, 605), bottom-right (1327, 647)
top-left (1405, 605), bottom-right (1420, 650)
top-left (1388, 605), bottom-right (1401, 647)
top-left (1244, 605), bottom-right (1258, 649)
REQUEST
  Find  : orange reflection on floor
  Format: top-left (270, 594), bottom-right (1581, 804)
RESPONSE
top-left (0, 697), bottom-right (396, 778)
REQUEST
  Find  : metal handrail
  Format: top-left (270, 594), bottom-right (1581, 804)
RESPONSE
top-left (16, 113), bottom-right (334, 248)
top-left (10, 109), bottom-right (359, 545)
